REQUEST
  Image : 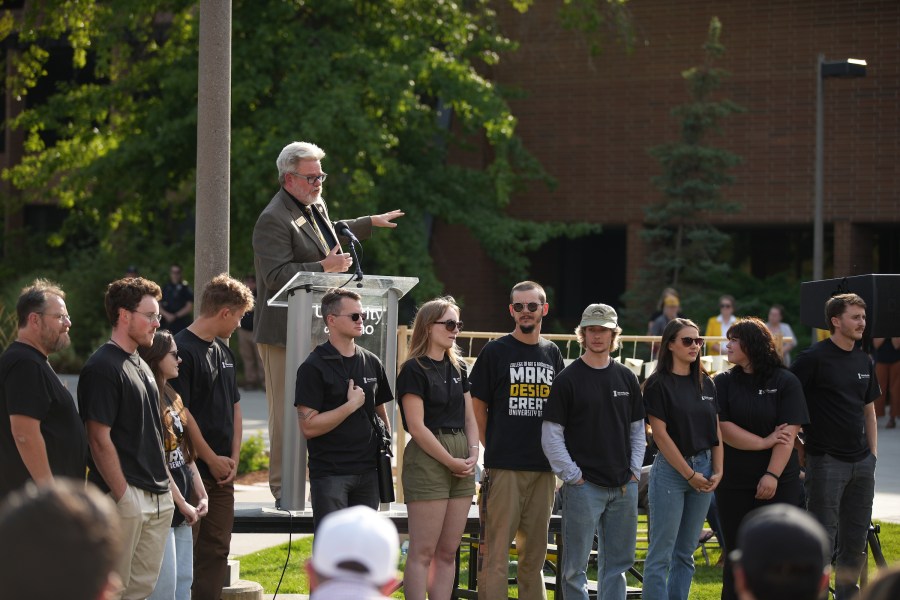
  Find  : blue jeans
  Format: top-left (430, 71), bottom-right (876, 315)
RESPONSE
top-left (561, 479), bottom-right (638, 600)
top-left (310, 470), bottom-right (379, 530)
top-left (148, 524), bottom-right (193, 600)
top-left (643, 450), bottom-right (713, 600)
top-left (806, 452), bottom-right (876, 590)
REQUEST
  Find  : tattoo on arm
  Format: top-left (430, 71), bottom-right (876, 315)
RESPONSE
top-left (298, 410), bottom-right (312, 421)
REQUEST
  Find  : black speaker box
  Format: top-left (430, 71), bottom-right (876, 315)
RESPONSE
top-left (800, 274), bottom-right (900, 338)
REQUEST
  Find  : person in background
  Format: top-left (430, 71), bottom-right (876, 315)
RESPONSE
top-left (642, 318), bottom-right (723, 600)
top-left (237, 274), bottom-right (264, 390)
top-left (0, 479), bottom-right (124, 600)
top-left (171, 274), bottom-right (254, 600)
top-left (471, 281), bottom-right (564, 600)
top-left (160, 264), bottom-right (194, 334)
top-left (872, 337), bottom-right (900, 429)
top-left (714, 318), bottom-right (809, 600)
top-left (765, 305), bottom-right (797, 366)
top-left (705, 295), bottom-right (737, 355)
top-left (729, 504), bottom-right (830, 600)
top-left (397, 297), bottom-right (478, 600)
top-left (139, 331), bottom-right (208, 600)
top-left (78, 277), bottom-right (174, 600)
top-left (0, 279), bottom-right (86, 501)
top-left (647, 287), bottom-right (681, 331)
top-left (649, 294), bottom-right (682, 358)
top-left (792, 293), bottom-right (878, 600)
top-left (307, 505), bottom-right (400, 600)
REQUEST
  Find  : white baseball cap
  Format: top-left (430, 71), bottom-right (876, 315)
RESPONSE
top-left (311, 506), bottom-right (399, 586)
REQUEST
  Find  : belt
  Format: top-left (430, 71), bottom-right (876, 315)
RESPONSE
top-left (432, 427), bottom-right (463, 435)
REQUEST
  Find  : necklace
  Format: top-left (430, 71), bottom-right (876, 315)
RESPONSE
top-left (427, 355), bottom-right (447, 384)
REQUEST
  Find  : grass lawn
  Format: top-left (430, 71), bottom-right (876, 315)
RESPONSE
top-left (237, 519), bottom-right (900, 598)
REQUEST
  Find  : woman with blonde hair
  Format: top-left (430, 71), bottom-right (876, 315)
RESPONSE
top-left (397, 297), bottom-right (478, 600)
top-left (139, 330), bottom-right (208, 600)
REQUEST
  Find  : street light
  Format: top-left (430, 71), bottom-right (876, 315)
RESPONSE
top-left (813, 55), bottom-right (867, 281)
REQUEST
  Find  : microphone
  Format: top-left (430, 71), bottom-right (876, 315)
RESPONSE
top-left (334, 222), bottom-right (364, 282)
top-left (334, 221), bottom-right (359, 243)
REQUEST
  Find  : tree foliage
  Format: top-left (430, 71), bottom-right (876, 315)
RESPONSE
top-left (1, 0), bottom-right (629, 304)
top-left (625, 16), bottom-right (744, 325)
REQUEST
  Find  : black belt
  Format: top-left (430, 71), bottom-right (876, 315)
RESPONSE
top-left (433, 427), bottom-right (463, 435)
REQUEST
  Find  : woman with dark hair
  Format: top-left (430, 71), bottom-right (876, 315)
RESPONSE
top-left (139, 330), bottom-right (208, 600)
top-left (643, 318), bottom-right (723, 600)
top-left (714, 317), bottom-right (808, 600)
top-left (397, 297), bottom-right (478, 600)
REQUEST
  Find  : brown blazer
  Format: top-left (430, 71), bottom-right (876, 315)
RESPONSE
top-left (251, 188), bottom-right (372, 346)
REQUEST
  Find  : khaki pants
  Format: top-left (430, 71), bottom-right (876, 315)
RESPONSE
top-left (258, 343), bottom-right (286, 500)
top-left (114, 484), bottom-right (175, 600)
top-left (477, 469), bottom-right (556, 600)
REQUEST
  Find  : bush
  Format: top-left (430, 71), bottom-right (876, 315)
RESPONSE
top-left (239, 432), bottom-right (269, 474)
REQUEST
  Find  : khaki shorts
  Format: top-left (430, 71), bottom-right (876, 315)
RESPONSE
top-left (402, 431), bottom-right (476, 502)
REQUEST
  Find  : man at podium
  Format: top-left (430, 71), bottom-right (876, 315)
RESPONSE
top-left (252, 140), bottom-right (403, 507)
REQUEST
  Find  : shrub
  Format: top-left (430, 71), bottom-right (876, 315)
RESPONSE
top-left (239, 432), bottom-right (269, 474)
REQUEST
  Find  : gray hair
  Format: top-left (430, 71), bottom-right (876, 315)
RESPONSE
top-left (277, 141), bottom-right (326, 185)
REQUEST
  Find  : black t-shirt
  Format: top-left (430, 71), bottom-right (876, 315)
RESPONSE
top-left (78, 343), bottom-right (168, 494)
top-left (294, 342), bottom-right (393, 478)
top-left (0, 342), bottom-right (87, 499)
top-left (171, 329), bottom-right (240, 480)
top-left (161, 388), bottom-right (192, 526)
top-left (469, 335), bottom-right (564, 471)
top-left (543, 359), bottom-right (644, 488)
top-left (715, 368), bottom-right (809, 489)
top-left (791, 339), bottom-right (879, 462)
top-left (644, 372), bottom-right (719, 457)
top-left (397, 355), bottom-right (470, 432)
top-left (161, 282), bottom-right (194, 333)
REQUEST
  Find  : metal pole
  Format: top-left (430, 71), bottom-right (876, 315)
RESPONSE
top-left (813, 54), bottom-right (824, 282)
top-left (195, 0), bottom-right (232, 308)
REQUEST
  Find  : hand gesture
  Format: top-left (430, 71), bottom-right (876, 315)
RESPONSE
top-left (208, 455), bottom-right (236, 484)
top-left (448, 456), bottom-right (475, 478)
top-left (346, 379), bottom-right (365, 412)
top-left (764, 423), bottom-right (793, 448)
top-left (371, 210), bottom-right (405, 228)
top-left (755, 473), bottom-right (777, 500)
top-left (321, 245), bottom-right (353, 273)
top-left (179, 501), bottom-right (200, 525)
top-left (196, 497), bottom-right (209, 518)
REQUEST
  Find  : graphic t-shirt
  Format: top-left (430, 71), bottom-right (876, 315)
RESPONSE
top-left (397, 356), bottom-right (470, 432)
top-left (470, 335), bottom-right (564, 471)
top-left (161, 388), bottom-right (193, 526)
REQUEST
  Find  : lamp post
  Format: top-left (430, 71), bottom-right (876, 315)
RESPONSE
top-left (813, 55), bottom-right (867, 281)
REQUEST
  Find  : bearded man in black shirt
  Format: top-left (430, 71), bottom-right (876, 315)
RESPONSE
top-left (791, 293), bottom-right (879, 600)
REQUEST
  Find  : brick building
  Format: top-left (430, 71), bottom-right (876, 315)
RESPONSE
top-left (435, 0), bottom-right (899, 331)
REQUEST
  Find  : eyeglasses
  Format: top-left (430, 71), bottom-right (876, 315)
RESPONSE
top-left (435, 320), bottom-right (463, 331)
top-left (38, 312), bottom-right (71, 323)
top-left (680, 337), bottom-right (704, 347)
top-left (334, 313), bottom-right (365, 321)
top-left (512, 302), bottom-right (544, 313)
top-left (132, 310), bottom-right (162, 324)
top-left (290, 172), bottom-right (327, 185)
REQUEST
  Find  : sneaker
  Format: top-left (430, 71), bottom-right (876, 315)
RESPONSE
top-left (275, 498), bottom-right (282, 510)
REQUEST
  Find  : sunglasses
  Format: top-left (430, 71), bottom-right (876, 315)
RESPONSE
top-left (435, 319), bottom-right (463, 331)
top-left (680, 337), bottom-right (705, 347)
top-left (512, 302), bottom-right (544, 313)
top-left (335, 313), bottom-right (365, 321)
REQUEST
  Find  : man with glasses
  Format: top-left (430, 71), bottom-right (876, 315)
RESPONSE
top-left (0, 279), bottom-right (86, 501)
top-left (253, 140), bottom-right (403, 507)
top-left (172, 273), bottom-right (255, 600)
top-left (79, 277), bottom-right (174, 600)
top-left (470, 281), bottom-right (565, 600)
top-left (160, 263), bottom-right (194, 334)
top-left (294, 288), bottom-right (393, 529)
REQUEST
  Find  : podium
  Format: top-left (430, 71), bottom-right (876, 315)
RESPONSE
top-left (268, 272), bottom-right (418, 510)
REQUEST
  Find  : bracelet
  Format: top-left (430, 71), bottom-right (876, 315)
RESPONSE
top-left (687, 471), bottom-right (697, 481)
top-left (469, 445), bottom-right (479, 449)
top-left (764, 470), bottom-right (780, 481)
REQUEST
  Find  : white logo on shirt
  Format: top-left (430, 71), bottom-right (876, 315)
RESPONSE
top-left (364, 377), bottom-right (378, 384)
top-left (758, 388), bottom-right (778, 395)
top-left (858, 373), bottom-right (870, 380)
top-left (222, 360), bottom-right (234, 369)
top-left (701, 395), bottom-right (714, 402)
top-left (613, 390), bottom-right (630, 397)
top-left (453, 377), bottom-right (461, 384)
